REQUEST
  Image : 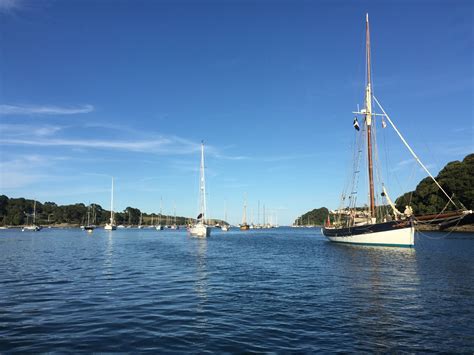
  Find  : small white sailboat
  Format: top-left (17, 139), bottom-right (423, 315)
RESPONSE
top-left (221, 200), bottom-right (230, 232)
top-left (138, 212), bottom-right (143, 229)
top-left (156, 198), bottom-right (164, 230)
top-left (84, 204), bottom-right (96, 232)
top-left (22, 200), bottom-right (41, 231)
top-left (189, 142), bottom-right (211, 238)
top-left (321, 14), bottom-right (472, 247)
top-left (170, 203), bottom-right (179, 229)
top-left (104, 177), bottom-right (117, 230)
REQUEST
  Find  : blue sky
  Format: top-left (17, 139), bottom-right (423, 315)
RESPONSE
top-left (0, 0), bottom-right (472, 225)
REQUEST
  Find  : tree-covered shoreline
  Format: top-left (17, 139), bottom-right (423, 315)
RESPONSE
top-left (0, 196), bottom-right (200, 227)
top-left (294, 154), bottom-right (473, 226)
top-left (395, 154), bottom-right (473, 215)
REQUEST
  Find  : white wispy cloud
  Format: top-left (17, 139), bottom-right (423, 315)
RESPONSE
top-left (260, 153), bottom-right (321, 162)
top-left (391, 158), bottom-right (437, 175)
top-left (213, 153), bottom-right (251, 161)
top-left (0, 136), bottom-right (201, 154)
top-left (0, 154), bottom-right (55, 189)
top-left (396, 158), bottom-right (415, 167)
top-left (0, 0), bottom-right (23, 13)
top-left (0, 104), bottom-right (94, 115)
top-left (212, 152), bottom-right (320, 162)
top-left (0, 123), bottom-right (62, 137)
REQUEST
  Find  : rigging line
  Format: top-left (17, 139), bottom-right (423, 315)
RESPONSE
top-left (407, 162), bottom-right (417, 207)
top-left (414, 196), bottom-right (457, 224)
top-left (415, 216), bottom-right (464, 240)
top-left (373, 95), bottom-right (460, 210)
top-left (372, 112), bottom-right (385, 214)
top-left (342, 130), bottom-right (358, 210)
top-left (381, 114), bottom-right (391, 194)
top-left (351, 129), bottom-right (363, 209)
top-left (371, 112), bottom-right (388, 219)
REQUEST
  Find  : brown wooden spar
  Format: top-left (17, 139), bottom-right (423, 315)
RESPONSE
top-left (415, 210), bottom-right (468, 222)
top-left (365, 13), bottom-right (376, 220)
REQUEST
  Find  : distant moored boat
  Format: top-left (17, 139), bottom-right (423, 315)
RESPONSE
top-left (104, 177), bottom-right (117, 231)
top-left (189, 142), bottom-right (211, 238)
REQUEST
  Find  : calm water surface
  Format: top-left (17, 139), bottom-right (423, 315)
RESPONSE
top-left (0, 227), bottom-right (473, 352)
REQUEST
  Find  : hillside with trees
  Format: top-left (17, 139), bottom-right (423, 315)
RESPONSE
top-left (294, 207), bottom-right (329, 226)
top-left (0, 196), bottom-right (202, 227)
top-left (395, 154), bottom-right (474, 215)
top-left (295, 154), bottom-right (473, 226)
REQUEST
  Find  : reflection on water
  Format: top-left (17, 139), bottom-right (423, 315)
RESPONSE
top-left (327, 243), bottom-right (421, 351)
top-left (0, 228), bottom-right (473, 352)
top-left (103, 231), bottom-right (114, 279)
top-left (192, 237), bottom-right (209, 331)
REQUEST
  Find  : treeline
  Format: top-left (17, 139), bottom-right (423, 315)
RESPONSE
top-left (0, 195), bottom-right (193, 226)
top-left (294, 207), bottom-right (329, 226)
top-left (295, 153), bottom-right (473, 224)
top-left (395, 153), bottom-right (474, 214)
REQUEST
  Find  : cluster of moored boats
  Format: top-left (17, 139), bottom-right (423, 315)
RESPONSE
top-left (16, 15), bottom-right (473, 247)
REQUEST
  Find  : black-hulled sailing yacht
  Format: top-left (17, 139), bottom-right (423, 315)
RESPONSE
top-left (322, 14), bottom-right (472, 247)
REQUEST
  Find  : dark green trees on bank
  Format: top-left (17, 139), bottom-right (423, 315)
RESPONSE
top-left (295, 153), bottom-right (473, 224)
top-left (0, 196), bottom-right (187, 227)
top-left (395, 154), bottom-right (474, 214)
top-left (294, 207), bottom-right (329, 226)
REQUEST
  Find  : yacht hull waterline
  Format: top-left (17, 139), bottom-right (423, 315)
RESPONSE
top-left (322, 220), bottom-right (414, 247)
top-left (189, 223), bottom-right (211, 238)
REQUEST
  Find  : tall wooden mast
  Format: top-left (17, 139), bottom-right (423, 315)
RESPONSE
top-left (365, 13), bottom-right (376, 219)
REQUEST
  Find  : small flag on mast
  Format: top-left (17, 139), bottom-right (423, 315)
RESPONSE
top-left (353, 117), bottom-right (360, 131)
top-left (325, 215), bottom-right (331, 227)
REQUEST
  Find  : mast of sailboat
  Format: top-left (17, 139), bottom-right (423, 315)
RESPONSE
top-left (242, 194), bottom-right (247, 225)
top-left (257, 200), bottom-right (260, 226)
top-left (174, 202), bottom-right (176, 224)
top-left (33, 200), bottom-right (36, 225)
top-left (365, 13), bottom-right (376, 220)
top-left (199, 142), bottom-right (207, 224)
top-left (160, 197), bottom-right (163, 226)
top-left (110, 177), bottom-right (114, 225)
top-left (224, 199), bottom-right (228, 224)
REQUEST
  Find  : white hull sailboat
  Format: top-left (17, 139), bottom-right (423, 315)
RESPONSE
top-left (189, 142), bottom-right (211, 238)
top-left (321, 14), bottom-right (471, 247)
top-left (22, 200), bottom-right (41, 232)
top-left (104, 177), bottom-right (117, 231)
top-left (84, 205), bottom-right (96, 232)
top-left (190, 223), bottom-right (210, 238)
top-left (170, 203), bottom-right (179, 229)
top-left (221, 200), bottom-right (230, 232)
top-left (156, 198), bottom-right (164, 230)
top-left (324, 221), bottom-right (415, 247)
top-left (221, 225), bottom-right (229, 232)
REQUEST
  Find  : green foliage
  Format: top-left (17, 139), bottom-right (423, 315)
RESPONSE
top-left (395, 154), bottom-right (474, 214)
top-left (0, 195), bottom-right (189, 226)
top-left (295, 207), bottom-right (329, 226)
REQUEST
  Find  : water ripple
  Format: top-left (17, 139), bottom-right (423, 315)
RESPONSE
top-left (0, 228), bottom-right (473, 352)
